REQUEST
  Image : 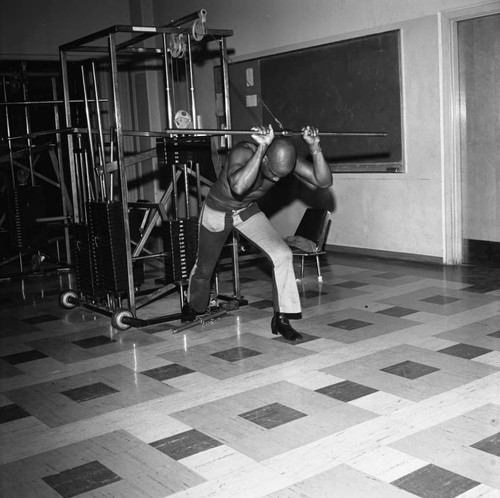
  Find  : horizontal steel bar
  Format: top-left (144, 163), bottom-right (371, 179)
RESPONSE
top-left (123, 128), bottom-right (388, 138)
top-left (36, 216), bottom-right (68, 223)
top-left (0, 98), bottom-right (108, 106)
top-left (1, 127), bottom-right (72, 142)
top-left (60, 24), bottom-right (232, 52)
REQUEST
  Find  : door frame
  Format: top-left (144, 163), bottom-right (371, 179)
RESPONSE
top-left (440, 2), bottom-right (500, 265)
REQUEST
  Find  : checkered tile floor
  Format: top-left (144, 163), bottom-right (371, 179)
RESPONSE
top-left (1, 253), bottom-right (500, 497)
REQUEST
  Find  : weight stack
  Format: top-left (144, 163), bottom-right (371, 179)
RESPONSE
top-left (88, 201), bottom-right (129, 294)
top-left (7, 186), bottom-right (45, 249)
top-left (163, 218), bottom-right (198, 283)
top-left (72, 223), bottom-right (100, 297)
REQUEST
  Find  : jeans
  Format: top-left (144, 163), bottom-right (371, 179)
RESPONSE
top-left (188, 202), bottom-right (301, 315)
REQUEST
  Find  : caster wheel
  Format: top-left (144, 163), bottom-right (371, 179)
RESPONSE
top-left (111, 308), bottom-right (133, 331)
top-left (59, 289), bottom-right (78, 309)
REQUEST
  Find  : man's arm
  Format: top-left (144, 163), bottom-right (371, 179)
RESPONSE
top-left (293, 126), bottom-right (333, 188)
top-left (227, 125), bottom-right (274, 196)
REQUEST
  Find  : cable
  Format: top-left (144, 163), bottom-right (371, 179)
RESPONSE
top-left (207, 34), bottom-right (286, 131)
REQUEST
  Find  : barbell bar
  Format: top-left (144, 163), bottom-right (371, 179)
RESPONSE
top-left (19, 127), bottom-right (387, 141)
top-left (119, 128), bottom-right (388, 138)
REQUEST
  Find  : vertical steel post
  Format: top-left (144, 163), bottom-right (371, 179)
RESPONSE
top-left (162, 34), bottom-right (174, 129)
top-left (195, 162), bottom-right (201, 213)
top-left (81, 65), bottom-right (104, 200)
top-left (219, 36), bottom-right (241, 299)
top-left (220, 37), bottom-right (232, 149)
top-left (21, 77), bottom-right (34, 186)
top-left (60, 48), bottom-right (80, 224)
top-left (51, 76), bottom-right (72, 264)
top-left (171, 162), bottom-right (179, 219)
top-left (108, 32), bottom-right (136, 313)
top-left (2, 76), bottom-right (16, 187)
top-left (186, 35), bottom-right (197, 129)
top-left (91, 61), bottom-right (108, 200)
top-left (183, 163), bottom-right (190, 217)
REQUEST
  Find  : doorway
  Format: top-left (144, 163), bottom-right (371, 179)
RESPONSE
top-left (441, 3), bottom-right (500, 266)
top-left (457, 13), bottom-right (500, 266)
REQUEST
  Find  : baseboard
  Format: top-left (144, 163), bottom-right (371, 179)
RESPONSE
top-left (325, 244), bottom-right (443, 264)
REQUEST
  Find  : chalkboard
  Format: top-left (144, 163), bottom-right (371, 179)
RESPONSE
top-left (228, 30), bottom-right (403, 173)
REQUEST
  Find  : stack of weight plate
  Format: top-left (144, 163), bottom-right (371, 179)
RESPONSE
top-left (7, 188), bottom-right (23, 249)
top-left (157, 137), bottom-right (208, 166)
top-left (72, 223), bottom-right (99, 297)
top-left (88, 201), bottom-right (128, 294)
top-left (164, 218), bottom-right (198, 283)
top-left (7, 186), bottom-right (44, 249)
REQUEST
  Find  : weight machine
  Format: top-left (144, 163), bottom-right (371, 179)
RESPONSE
top-left (55, 9), bottom-right (387, 331)
top-left (0, 64), bottom-right (72, 276)
top-left (57, 10), bottom-right (239, 330)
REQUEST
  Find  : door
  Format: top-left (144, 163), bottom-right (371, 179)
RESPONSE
top-left (457, 14), bottom-right (500, 266)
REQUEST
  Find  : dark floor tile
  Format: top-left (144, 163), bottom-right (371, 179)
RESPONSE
top-left (211, 346), bottom-right (262, 362)
top-left (420, 295), bottom-right (461, 305)
top-left (150, 429), bottom-right (222, 460)
top-left (42, 460), bottom-right (121, 498)
top-left (316, 380), bottom-right (378, 402)
top-left (328, 318), bottom-right (372, 331)
top-left (334, 281), bottom-right (369, 289)
top-left (61, 382), bottom-right (119, 403)
top-left (141, 363), bottom-right (195, 381)
top-left (374, 272), bottom-right (402, 279)
top-left (22, 314), bottom-right (59, 324)
top-left (391, 464), bottom-right (479, 498)
top-left (1, 349), bottom-right (48, 365)
top-left (377, 306), bottom-right (418, 317)
top-left (438, 343), bottom-right (492, 359)
top-left (249, 299), bottom-right (273, 309)
top-left (239, 402), bottom-right (307, 429)
top-left (488, 330), bottom-right (500, 338)
top-left (381, 360), bottom-right (440, 379)
top-left (0, 403), bottom-right (31, 423)
top-left (73, 336), bottom-right (116, 349)
top-left (471, 432), bottom-right (500, 457)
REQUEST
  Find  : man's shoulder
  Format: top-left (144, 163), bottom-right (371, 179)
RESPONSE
top-left (229, 141), bottom-right (256, 161)
top-left (234, 141), bottom-right (256, 152)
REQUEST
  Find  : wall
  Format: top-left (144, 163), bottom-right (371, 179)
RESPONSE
top-left (1, 0), bottom-right (496, 261)
top-left (150, 0), bottom-right (496, 261)
top-left (0, 0), bottom-right (132, 59)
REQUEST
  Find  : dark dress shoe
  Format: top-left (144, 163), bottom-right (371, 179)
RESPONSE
top-left (181, 303), bottom-right (198, 323)
top-left (271, 313), bottom-right (303, 340)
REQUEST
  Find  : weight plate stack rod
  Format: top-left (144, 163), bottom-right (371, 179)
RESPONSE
top-left (163, 217), bottom-right (198, 283)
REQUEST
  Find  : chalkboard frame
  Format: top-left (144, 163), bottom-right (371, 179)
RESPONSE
top-left (226, 30), bottom-right (404, 173)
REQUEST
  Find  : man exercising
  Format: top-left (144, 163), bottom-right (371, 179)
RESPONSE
top-left (182, 124), bottom-right (332, 340)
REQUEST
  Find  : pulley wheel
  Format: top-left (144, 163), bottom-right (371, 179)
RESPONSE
top-left (192, 18), bottom-right (206, 41)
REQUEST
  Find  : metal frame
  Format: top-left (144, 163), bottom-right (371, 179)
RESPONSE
top-left (58, 13), bottom-right (235, 330)
top-left (0, 68), bottom-right (73, 275)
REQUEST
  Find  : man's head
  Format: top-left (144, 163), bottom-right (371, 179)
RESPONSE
top-left (262, 139), bottom-right (297, 182)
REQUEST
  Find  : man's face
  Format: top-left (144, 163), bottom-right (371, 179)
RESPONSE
top-left (262, 155), bottom-right (292, 183)
top-left (262, 156), bottom-right (281, 182)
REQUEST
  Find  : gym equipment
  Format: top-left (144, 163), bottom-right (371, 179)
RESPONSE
top-left (57, 11), bottom-right (236, 331)
top-left (170, 307), bottom-right (227, 334)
